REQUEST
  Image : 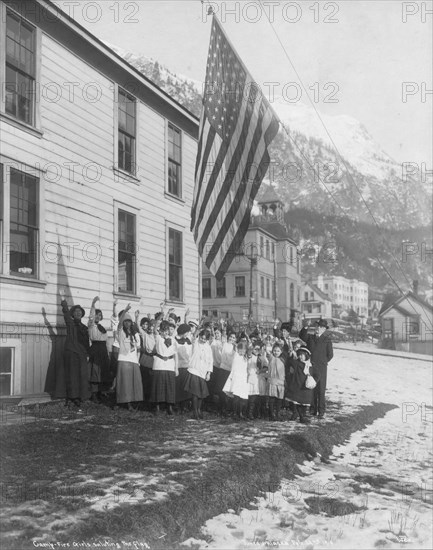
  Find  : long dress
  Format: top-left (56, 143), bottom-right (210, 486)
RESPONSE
top-left (88, 306), bottom-right (110, 392)
top-left (61, 300), bottom-right (91, 401)
top-left (184, 341), bottom-right (213, 398)
top-left (213, 341), bottom-right (235, 392)
top-left (139, 330), bottom-right (155, 401)
top-left (116, 330), bottom-right (143, 404)
top-left (267, 356), bottom-right (285, 399)
top-left (150, 334), bottom-right (176, 404)
top-left (223, 352), bottom-right (249, 400)
top-left (175, 337), bottom-right (192, 402)
top-left (286, 358), bottom-right (313, 406)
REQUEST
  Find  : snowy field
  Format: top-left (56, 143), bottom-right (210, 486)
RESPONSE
top-left (183, 349), bottom-right (433, 549)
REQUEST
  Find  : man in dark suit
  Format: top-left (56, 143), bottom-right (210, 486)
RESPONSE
top-left (305, 319), bottom-right (334, 418)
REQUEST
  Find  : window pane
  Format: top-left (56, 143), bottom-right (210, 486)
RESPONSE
top-left (168, 124), bottom-right (181, 196)
top-left (169, 229), bottom-right (182, 300)
top-left (118, 211), bottom-right (136, 292)
top-left (10, 224), bottom-right (37, 274)
top-left (202, 278), bottom-right (211, 298)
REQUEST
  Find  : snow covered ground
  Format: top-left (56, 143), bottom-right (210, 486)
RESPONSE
top-left (182, 349), bottom-right (433, 549)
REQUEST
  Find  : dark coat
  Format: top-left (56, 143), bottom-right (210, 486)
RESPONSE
top-left (285, 356), bottom-right (313, 405)
top-left (306, 331), bottom-right (334, 369)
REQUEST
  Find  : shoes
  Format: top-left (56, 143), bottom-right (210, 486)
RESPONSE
top-left (300, 417), bottom-right (311, 424)
top-left (309, 408), bottom-right (317, 416)
top-left (318, 413), bottom-right (325, 419)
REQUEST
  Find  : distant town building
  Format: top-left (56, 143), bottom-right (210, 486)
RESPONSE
top-left (379, 291), bottom-right (433, 355)
top-left (301, 281), bottom-right (333, 321)
top-left (201, 189), bottom-right (301, 326)
top-left (313, 275), bottom-right (369, 318)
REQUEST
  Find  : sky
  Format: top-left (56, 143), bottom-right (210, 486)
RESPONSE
top-left (52, 0), bottom-right (432, 167)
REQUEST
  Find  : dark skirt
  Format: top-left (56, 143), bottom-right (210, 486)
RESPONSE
top-left (140, 366), bottom-right (153, 401)
top-left (286, 360), bottom-right (313, 406)
top-left (175, 368), bottom-right (191, 403)
top-left (89, 341), bottom-right (110, 388)
top-left (150, 370), bottom-right (176, 404)
top-left (210, 367), bottom-right (230, 394)
top-left (184, 372), bottom-right (209, 399)
top-left (63, 350), bottom-right (91, 401)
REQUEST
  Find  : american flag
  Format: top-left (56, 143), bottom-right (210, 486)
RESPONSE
top-left (190, 16), bottom-right (280, 280)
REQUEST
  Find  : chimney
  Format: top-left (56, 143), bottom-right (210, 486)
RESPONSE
top-left (413, 280), bottom-right (419, 295)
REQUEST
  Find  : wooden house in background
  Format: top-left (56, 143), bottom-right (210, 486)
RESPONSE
top-left (379, 291), bottom-right (433, 355)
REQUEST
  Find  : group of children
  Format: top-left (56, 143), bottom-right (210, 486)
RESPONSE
top-left (59, 293), bottom-right (315, 423)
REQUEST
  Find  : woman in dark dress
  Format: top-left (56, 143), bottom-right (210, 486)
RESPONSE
top-left (286, 347), bottom-right (313, 424)
top-left (60, 290), bottom-right (90, 410)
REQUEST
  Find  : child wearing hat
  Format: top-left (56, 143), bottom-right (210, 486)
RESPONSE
top-left (59, 290), bottom-right (91, 410)
top-left (286, 346), bottom-right (313, 424)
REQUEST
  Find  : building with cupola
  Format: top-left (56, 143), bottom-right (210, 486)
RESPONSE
top-left (201, 187), bottom-right (301, 327)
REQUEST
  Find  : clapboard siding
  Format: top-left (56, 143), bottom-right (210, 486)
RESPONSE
top-left (0, 8), bottom-right (199, 396)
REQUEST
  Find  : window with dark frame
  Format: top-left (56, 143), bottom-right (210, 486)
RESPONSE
top-left (118, 210), bottom-right (136, 293)
top-left (118, 88), bottom-right (136, 174)
top-left (5, 10), bottom-right (36, 126)
top-left (260, 276), bottom-right (264, 298)
top-left (202, 278), bottom-right (211, 298)
top-left (168, 227), bottom-right (183, 301)
top-left (168, 123), bottom-right (182, 197)
top-left (235, 276), bottom-right (245, 297)
top-left (290, 283), bottom-right (295, 309)
top-left (216, 277), bottom-right (226, 298)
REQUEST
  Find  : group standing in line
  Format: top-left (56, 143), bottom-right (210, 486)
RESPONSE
top-left (58, 291), bottom-right (333, 422)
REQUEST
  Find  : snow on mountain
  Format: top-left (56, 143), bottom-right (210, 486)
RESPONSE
top-left (272, 99), bottom-right (396, 180)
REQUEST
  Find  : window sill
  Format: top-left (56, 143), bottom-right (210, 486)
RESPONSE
top-left (113, 292), bottom-right (141, 301)
top-left (0, 112), bottom-right (43, 138)
top-left (165, 299), bottom-right (185, 306)
top-left (0, 275), bottom-right (47, 288)
top-left (112, 167), bottom-right (141, 184)
top-left (164, 192), bottom-right (185, 205)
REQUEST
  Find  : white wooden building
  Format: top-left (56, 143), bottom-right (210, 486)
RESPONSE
top-left (0, 0), bottom-right (199, 400)
top-left (379, 291), bottom-right (433, 355)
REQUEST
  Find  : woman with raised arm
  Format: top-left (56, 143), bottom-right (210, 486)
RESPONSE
top-left (116, 304), bottom-right (143, 410)
top-left (59, 289), bottom-right (90, 410)
top-left (88, 296), bottom-right (110, 403)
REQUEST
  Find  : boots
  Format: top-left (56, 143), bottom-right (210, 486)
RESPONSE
top-left (247, 396), bottom-right (257, 420)
top-left (268, 398), bottom-right (275, 421)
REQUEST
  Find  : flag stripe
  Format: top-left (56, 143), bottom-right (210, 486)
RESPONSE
top-left (196, 87), bottom-right (257, 254)
top-left (191, 120), bottom-right (217, 230)
top-left (206, 111), bottom-right (277, 270)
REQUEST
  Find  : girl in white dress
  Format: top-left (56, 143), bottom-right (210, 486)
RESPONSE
top-left (223, 341), bottom-right (249, 419)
